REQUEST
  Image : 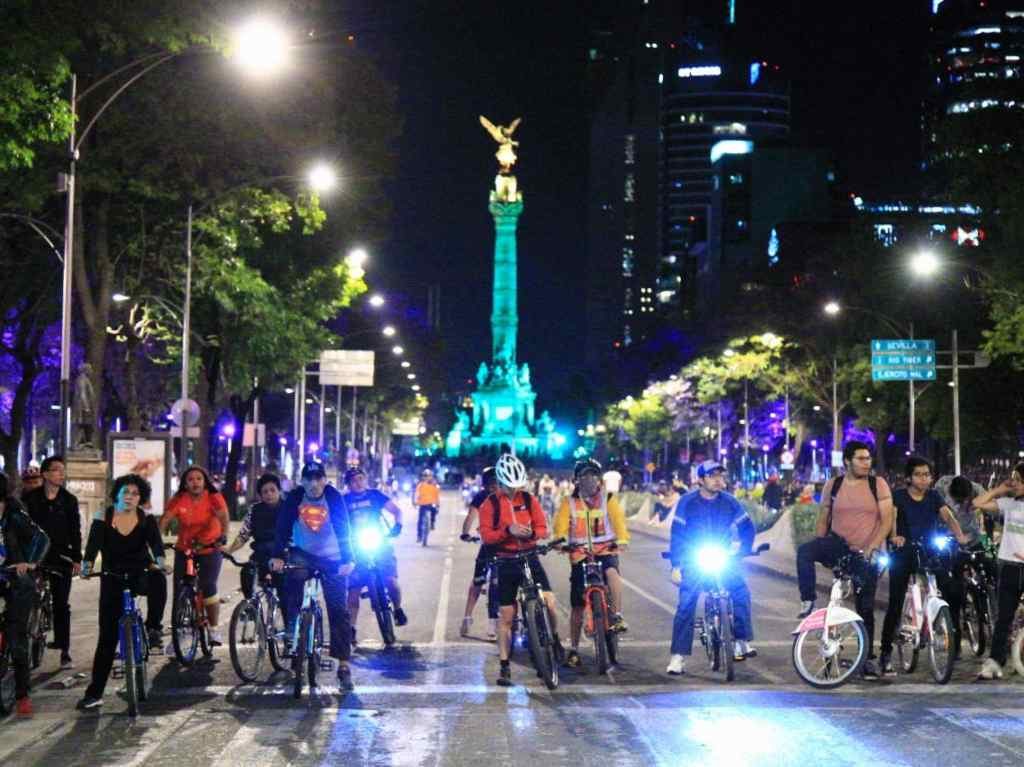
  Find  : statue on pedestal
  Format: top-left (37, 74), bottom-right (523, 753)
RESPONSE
top-left (479, 115), bottom-right (523, 203)
top-left (72, 363), bottom-right (96, 449)
top-left (476, 362), bottom-right (489, 388)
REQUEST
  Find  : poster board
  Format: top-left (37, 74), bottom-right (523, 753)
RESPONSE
top-left (106, 432), bottom-right (173, 515)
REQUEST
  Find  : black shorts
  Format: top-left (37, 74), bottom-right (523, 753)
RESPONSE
top-left (495, 554), bottom-right (551, 607)
top-left (348, 549), bottom-right (399, 590)
top-left (473, 544), bottom-right (499, 585)
top-left (569, 555), bottom-right (620, 608)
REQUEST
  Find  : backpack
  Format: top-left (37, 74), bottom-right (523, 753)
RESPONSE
top-left (490, 491), bottom-right (534, 530)
top-left (827, 474), bottom-right (879, 533)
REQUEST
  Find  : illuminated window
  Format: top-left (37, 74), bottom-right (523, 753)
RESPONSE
top-left (624, 134), bottom-right (636, 165)
top-left (624, 173), bottom-right (635, 202)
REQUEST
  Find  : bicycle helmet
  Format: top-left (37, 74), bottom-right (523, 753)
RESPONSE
top-left (481, 466), bottom-right (498, 488)
top-left (344, 465), bottom-right (366, 485)
top-left (494, 453), bottom-right (528, 489)
top-left (573, 458), bottom-right (602, 480)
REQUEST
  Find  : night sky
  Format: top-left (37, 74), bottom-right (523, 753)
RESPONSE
top-left (346, 0), bottom-right (933, 417)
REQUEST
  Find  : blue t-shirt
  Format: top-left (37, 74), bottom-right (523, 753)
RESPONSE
top-left (893, 488), bottom-right (945, 542)
top-left (669, 490), bottom-right (753, 566)
top-left (292, 492), bottom-right (341, 560)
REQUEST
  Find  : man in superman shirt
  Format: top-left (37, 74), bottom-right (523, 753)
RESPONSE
top-left (271, 461), bottom-right (356, 690)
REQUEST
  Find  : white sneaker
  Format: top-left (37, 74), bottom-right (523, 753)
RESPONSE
top-left (487, 619), bottom-right (498, 641)
top-left (980, 658), bottom-right (1004, 680)
top-left (460, 617), bottom-right (473, 637)
top-left (208, 629), bottom-right (224, 646)
top-left (667, 654), bottom-right (685, 675)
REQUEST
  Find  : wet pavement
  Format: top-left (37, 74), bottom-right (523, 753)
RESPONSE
top-left (4, 490), bottom-right (1024, 766)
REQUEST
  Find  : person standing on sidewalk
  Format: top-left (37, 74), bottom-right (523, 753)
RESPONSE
top-left (23, 455), bottom-right (81, 669)
top-left (794, 441), bottom-right (894, 679)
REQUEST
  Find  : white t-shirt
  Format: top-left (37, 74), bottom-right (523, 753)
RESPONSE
top-left (602, 470), bottom-right (622, 494)
top-left (995, 497), bottom-right (1024, 563)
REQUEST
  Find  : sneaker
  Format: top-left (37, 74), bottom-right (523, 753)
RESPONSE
top-left (667, 654), bottom-right (686, 675)
top-left (862, 659), bottom-right (880, 680)
top-left (979, 658), bottom-right (1004, 680)
top-left (610, 614), bottom-right (629, 634)
top-left (496, 663), bottom-right (512, 687)
top-left (337, 665), bottom-right (354, 691)
top-left (15, 697), bottom-right (33, 717)
top-left (797, 600), bottom-right (816, 619)
top-left (743, 644), bottom-right (758, 659)
top-left (75, 696), bottom-right (103, 711)
top-left (487, 619), bottom-right (498, 641)
top-left (394, 607), bottom-right (408, 627)
top-left (565, 650), bottom-right (582, 669)
top-left (60, 654), bottom-right (73, 669)
top-left (208, 629), bottom-right (224, 646)
top-left (460, 617), bottom-right (473, 637)
top-left (880, 654), bottom-right (897, 677)
top-left (733, 642), bottom-right (747, 662)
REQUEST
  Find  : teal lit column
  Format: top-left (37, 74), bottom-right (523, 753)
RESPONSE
top-left (489, 198), bottom-right (523, 371)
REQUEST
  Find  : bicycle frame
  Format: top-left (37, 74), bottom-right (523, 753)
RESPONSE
top-left (292, 573), bottom-right (324, 654)
top-left (793, 559), bottom-right (865, 638)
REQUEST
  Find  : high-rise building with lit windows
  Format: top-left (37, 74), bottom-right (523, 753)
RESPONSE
top-left (924, 0), bottom-right (1024, 185)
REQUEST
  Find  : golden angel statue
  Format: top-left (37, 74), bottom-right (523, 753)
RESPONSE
top-left (479, 115), bottom-right (522, 174)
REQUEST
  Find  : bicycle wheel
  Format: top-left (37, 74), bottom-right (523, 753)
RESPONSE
top-left (199, 599), bottom-right (213, 659)
top-left (308, 610), bottom-right (323, 691)
top-left (929, 605), bottom-right (955, 684)
top-left (719, 596), bottom-right (735, 682)
top-left (705, 599), bottom-right (721, 671)
top-left (524, 598), bottom-right (558, 690)
top-left (792, 620), bottom-right (868, 689)
top-left (372, 572), bottom-right (396, 647)
top-left (896, 592), bottom-right (920, 673)
top-left (229, 599), bottom-right (267, 683)
top-left (138, 618), bottom-right (150, 702)
top-left (589, 591), bottom-right (610, 675)
top-left (122, 618), bottom-right (140, 717)
top-left (172, 585), bottom-right (199, 666)
top-left (0, 649), bottom-right (16, 715)
top-left (27, 606), bottom-right (43, 670)
top-left (264, 592), bottom-right (288, 673)
top-left (962, 589), bottom-right (985, 657)
top-left (293, 611), bottom-right (312, 699)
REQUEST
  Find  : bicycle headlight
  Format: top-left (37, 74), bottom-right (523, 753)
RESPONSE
top-left (695, 544), bottom-right (729, 576)
top-left (357, 527), bottom-right (384, 553)
top-left (876, 553), bottom-right (891, 569)
top-left (932, 535), bottom-right (950, 551)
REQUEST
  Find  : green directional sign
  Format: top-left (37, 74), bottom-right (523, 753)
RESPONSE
top-left (871, 339), bottom-right (937, 382)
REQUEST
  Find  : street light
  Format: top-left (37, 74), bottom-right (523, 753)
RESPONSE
top-left (407, 373), bottom-right (416, 380)
top-left (392, 345), bottom-right (404, 356)
top-left (909, 249), bottom-right (941, 278)
top-left (307, 162), bottom-right (338, 193)
top-left (232, 17), bottom-right (291, 77)
top-left (400, 361), bottom-right (410, 368)
top-left (382, 325), bottom-right (396, 337)
top-left (411, 385), bottom-right (421, 392)
top-left (112, 293), bottom-right (131, 303)
top-left (823, 301), bottom-right (841, 316)
top-left (369, 294), bottom-right (385, 308)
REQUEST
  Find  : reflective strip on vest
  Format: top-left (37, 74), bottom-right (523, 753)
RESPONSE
top-left (567, 494), bottom-right (616, 545)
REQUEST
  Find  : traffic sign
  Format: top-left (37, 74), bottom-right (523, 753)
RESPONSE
top-left (872, 339), bottom-right (935, 352)
top-left (319, 350), bottom-right (375, 387)
top-left (871, 368), bottom-right (936, 381)
top-left (871, 338), bottom-right (936, 382)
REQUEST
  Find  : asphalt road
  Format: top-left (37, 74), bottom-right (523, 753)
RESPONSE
top-left (4, 490), bottom-right (1024, 766)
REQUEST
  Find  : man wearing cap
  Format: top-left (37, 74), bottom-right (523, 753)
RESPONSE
top-left (666, 460), bottom-right (756, 676)
top-left (270, 461), bottom-right (357, 690)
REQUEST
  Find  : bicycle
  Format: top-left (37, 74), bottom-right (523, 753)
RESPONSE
top-left (959, 541), bottom-right (998, 658)
top-left (565, 543), bottom-right (621, 675)
top-left (223, 553), bottom-right (287, 683)
top-left (417, 505), bottom-right (436, 547)
top-left (666, 542), bottom-right (769, 683)
top-left (27, 566), bottom-right (57, 669)
top-left (0, 570), bottom-right (19, 715)
top-left (489, 538), bottom-right (565, 690)
top-left (165, 542), bottom-right (214, 667)
top-left (891, 536), bottom-right (957, 684)
top-left (280, 563), bottom-right (331, 699)
top-left (1008, 598), bottom-right (1024, 676)
top-left (84, 570), bottom-right (150, 717)
top-left (353, 525), bottom-right (398, 647)
top-left (792, 549), bottom-right (876, 689)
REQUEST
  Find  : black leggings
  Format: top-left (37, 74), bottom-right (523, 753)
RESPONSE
top-left (990, 561), bottom-right (1024, 666)
top-left (880, 550), bottom-right (962, 657)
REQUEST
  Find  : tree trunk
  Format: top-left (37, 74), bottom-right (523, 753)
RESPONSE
top-left (223, 392), bottom-right (255, 517)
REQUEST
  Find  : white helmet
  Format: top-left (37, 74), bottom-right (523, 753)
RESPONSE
top-left (494, 453), bottom-right (528, 489)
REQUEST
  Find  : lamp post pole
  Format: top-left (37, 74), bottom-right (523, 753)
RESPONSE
top-left (58, 74), bottom-right (77, 454)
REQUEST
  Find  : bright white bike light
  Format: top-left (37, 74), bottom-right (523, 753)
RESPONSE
top-left (932, 535), bottom-right (950, 551)
top-left (357, 527), bottom-right (384, 553)
top-left (876, 553), bottom-right (891, 568)
top-left (696, 544), bottom-right (729, 576)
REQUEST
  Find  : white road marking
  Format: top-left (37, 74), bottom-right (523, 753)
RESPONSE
top-left (620, 576), bottom-right (676, 615)
top-left (432, 497), bottom-right (457, 645)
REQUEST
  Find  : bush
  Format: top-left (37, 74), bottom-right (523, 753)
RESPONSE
top-left (620, 491), bottom-right (649, 519)
top-left (790, 502), bottom-right (821, 546)
top-left (743, 499), bottom-right (781, 533)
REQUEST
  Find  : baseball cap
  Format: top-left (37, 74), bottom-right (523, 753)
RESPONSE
top-left (697, 460), bottom-right (725, 479)
top-left (301, 461), bottom-right (327, 480)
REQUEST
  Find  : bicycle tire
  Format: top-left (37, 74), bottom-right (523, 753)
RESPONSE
top-left (896, 592), bottom-right (920, 673)
top-left (122, 618), bottom-right (140, 717)
top-left (27, 606), bottom-right (43, 670)
top-left (606, 623), bottom-right (619, 666)
top-left (706, 599), bottom-right (721, 671)
top-left (264, 592), bottom-right (288, 673)
top-left (929, 605), bottom-right (955, 684)
top-left (294, 611), bottom-right (312, 699)
top-left (0, 649), bottom-right (16, 715)
top-left (138, 617), bottom-right (150, 702)
top-left (524, 598), bottom-right (558, 690)
top-left (309, 610), bottom-right (322, 691)
top-left (589, 591), bottom-right (610, 675)
top-left (229, 599), bottom-right (266, 683)
top-left (372, 572), bottom-right (396, 647)
top-left (962, 589), bottom-right (986, 657)
top-left (172, 585), bottom-right (199, 666)
top-left (791, 619), bottom-right (868, 689)
top-left (720, 596), bottom-right (735, 682)
top-left (199, 593), bottom-right (213, 658)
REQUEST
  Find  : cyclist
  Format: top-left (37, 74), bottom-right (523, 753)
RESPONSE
top-left (414, 469), bottom-right (441, 538)
top-left (77, 473), bottom-right (165, 711)
top-left (23, 455), bottom-right (81, 669)
top-left (794, 440), bottom-right (894, 679)
top-left (160, 466), bottom-right (230, 645)
top-left (225, 473), bottom-right (285, 601)
top-left (342, 466), bottom-right (407, 641)
top-left (270, 461), bottom-right (356, 690)
top-left (666, 460), bottom-right (756, 675)
top-left (479, 453), bottom-right (564, 687)
top-left (0, 471), bottom-right (50, 717)
top-left (459, 466), bottom-right (500, 639)
top-left (538, 473), bottom-right (557, 523)
top-left (554, 458), bottom-right (630, 670)
top-left (973, 463), bottom-right (1024, 679)
top-left (878, 456), bottom-right (969, 675)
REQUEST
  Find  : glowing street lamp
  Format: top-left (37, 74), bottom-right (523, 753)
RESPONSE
top-left (368, 294), bottom-right (385, 308)
top-left (909, 249), bottom-right (941, 278)
top-left (823, 301), bottom-right (841, 316)
top-left (407, 373), bottom-right (416, 380)
top-left (307, 163), bottom-right (338, 193)
top-left (112, 292), bottom-right (131, 303)
top-left (392, 345), bottom-right (404, 356)
top-left (233, 17), bottom-right (290, 77)
top-left (346, 248), bottom-right (368, 280)
top-left (382, 325), bottom-right (396, 337)
top-left (411, 384), bottom-right (421, 392)
top-left (400, 361), bottom-right (411, 368)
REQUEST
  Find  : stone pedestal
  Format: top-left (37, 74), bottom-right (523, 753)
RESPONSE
top-left (65, 454), bottom-right (108, 532)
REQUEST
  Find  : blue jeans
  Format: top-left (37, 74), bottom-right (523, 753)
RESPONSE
top-left (671, 571), bottom-right (753, 655)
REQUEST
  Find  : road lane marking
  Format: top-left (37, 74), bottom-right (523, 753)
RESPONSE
top-left (432, 496), bottom-right (457, 645)
top-left (620, 576), bottom-right (676, 615)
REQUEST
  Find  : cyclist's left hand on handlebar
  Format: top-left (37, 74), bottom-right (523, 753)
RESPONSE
top-left (890, 536), bottom-right (906, 548)
top-left (337, 562), bottom-right (355, 577)
top-left (389, 522), bottom-right (403, 538)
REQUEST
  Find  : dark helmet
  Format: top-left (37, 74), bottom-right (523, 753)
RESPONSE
top-left (481, 466), bottom-right (497, 487)
top-left (573, 458), bottom-right (602, 481)
top-left (301, 461), bottom-right (326, 480)
top-left (344, 465), bottom-right (367, 485)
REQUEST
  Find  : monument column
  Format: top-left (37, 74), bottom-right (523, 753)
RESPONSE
top-left (489, 198), bottom-right (523, 371)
